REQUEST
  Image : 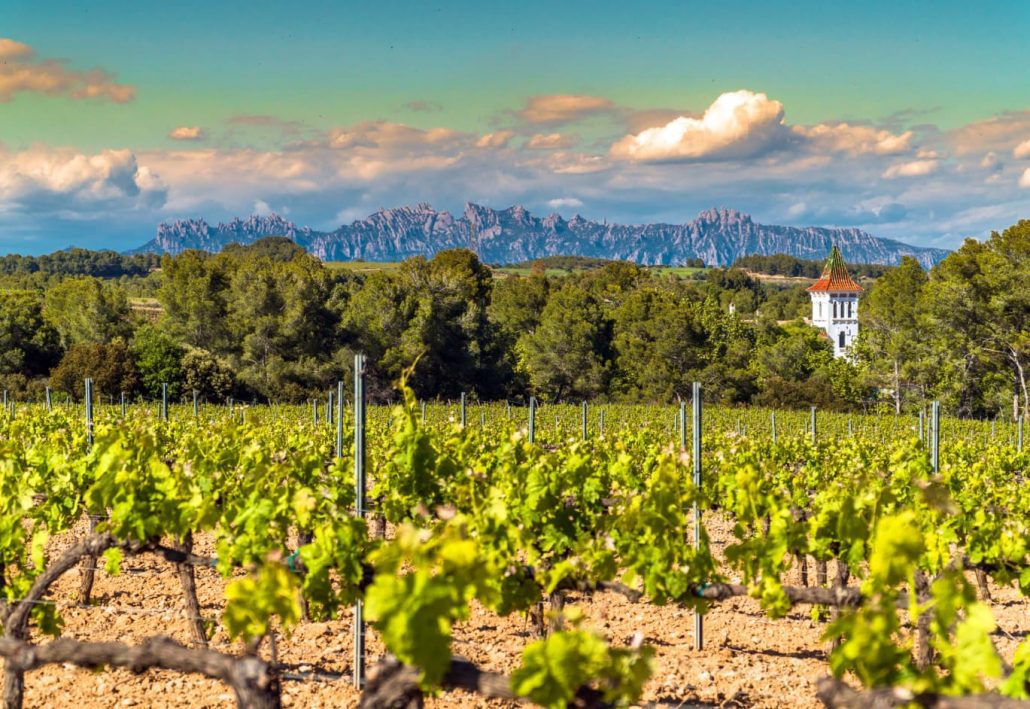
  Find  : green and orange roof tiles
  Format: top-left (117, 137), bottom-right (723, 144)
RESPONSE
top-left (806, 245), bottom-right (864, 293)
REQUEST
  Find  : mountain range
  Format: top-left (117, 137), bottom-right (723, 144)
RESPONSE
top-left (132, 203), bottom-right (949, 268)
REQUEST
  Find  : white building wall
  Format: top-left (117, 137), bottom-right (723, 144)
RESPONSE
top-left (811, 292), bottom-right (859, 358)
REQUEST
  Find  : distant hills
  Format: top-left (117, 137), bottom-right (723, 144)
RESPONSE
top-left (132, 203), bottom-right (949, 268)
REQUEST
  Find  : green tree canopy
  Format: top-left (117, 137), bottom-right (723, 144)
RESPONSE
top-left (181, 347), bottom-right (235, 402)
top-left (50, 342), bottom-right (140, 400)
top-left (856, 256), bottom-right (929, 413)
top-left (521, 285), bottom-right (611, 401)
top-left (923, 221), bottom-right (1029, 418)
top-left (610, 286), bottom-right (708, 401)
top-left (0, 290), bottom-right (61, 376)
top-left (132, 324), bottom-right (186, 400)
top-left (42, 276), bottom-right (131, 348)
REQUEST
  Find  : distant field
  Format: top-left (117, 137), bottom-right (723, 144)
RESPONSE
top-left (129, 297), bottom-right (161, 310)
top-left (491, 266), bottom-right (581, 278)
top-left (323, 260), bottom-right (405, 274)
top-left (649, 265), bottom-right (707, 278)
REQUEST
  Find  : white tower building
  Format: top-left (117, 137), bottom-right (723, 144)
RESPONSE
top-left (807, 245), bottom-right (863, 358)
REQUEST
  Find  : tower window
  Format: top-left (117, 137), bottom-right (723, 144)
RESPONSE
top-left (839, 331), bottom-right (846, 349)
top-left (847, 300), bottom-right (853, 318)
top-left (833, 301), bottom-right (837, 318)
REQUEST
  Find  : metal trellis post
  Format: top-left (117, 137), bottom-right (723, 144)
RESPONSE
top-left (336, 380), bottom-right (344, 458)
top-left (692, 382), bottom-right (703, 650)
top-left (931, 400), bottom-right (940, 473)
top-left (529, 397), bottom-right (536, 444)
top-left (353, 355), bottom-right (366, 688)
top-left (85, 378), bottom-right (94, 449)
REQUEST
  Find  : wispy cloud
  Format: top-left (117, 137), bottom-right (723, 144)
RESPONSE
top-left (168, 126), bottom-right (205, 141)
top-left (403, 99), bottom-right (442, 113)
top-left (526, 133), bottom-right (577, 150)
top-left (793, 123), bottom-right (912, 156)
top-left (226, 114), bottom-right (312, 142)
top-left (947, 109), bottom-right (1030, 156)
top-left (518, 94), bottom-right (617, 125)
top-left (547, 197), bottom-right (584, 210)
top-left (475, 131), bottom-right (515, 149)
top-left (882, 159), bottom-right (940, 179)
top-left (0, 37), bottom-right (136, 103)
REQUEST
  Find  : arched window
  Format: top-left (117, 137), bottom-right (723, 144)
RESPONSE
top-left (839, 331), bottom-right (846, 349)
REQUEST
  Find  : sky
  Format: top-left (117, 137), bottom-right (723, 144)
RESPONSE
top-left (1, 0), bottom-right (1029, 254)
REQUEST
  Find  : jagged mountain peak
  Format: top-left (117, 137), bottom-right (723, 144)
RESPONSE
top-left (695, 207), bottom-right (753, 227)
top-left (223, 213), bottom-right (299, 232)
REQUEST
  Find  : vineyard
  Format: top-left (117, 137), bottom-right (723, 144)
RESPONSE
top-left (0, 376), bottom-right (1027, 708)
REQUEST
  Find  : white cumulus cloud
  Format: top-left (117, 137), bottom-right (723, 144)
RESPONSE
top-left (882, 159), bottom-right (940, 179)
top-left (547, 197), bottom-right (584, 209)
top-left (0, 145), bottom-right (165, 215)
top-left (1014, 139), bottom-right (1030, 159)
top-left (610, 90), bottom-right (789, 161)
top-left (1020, 168), bottom-right (1030, 189)
top-left (981, 152), bottom-right (1002, 171)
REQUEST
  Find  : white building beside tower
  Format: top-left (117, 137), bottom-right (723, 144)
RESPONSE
top-left (807, 245), bottom-right (863, 358)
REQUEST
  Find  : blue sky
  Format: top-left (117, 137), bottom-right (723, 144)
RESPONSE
top-left (1, 0), bottom-right (1028, 253)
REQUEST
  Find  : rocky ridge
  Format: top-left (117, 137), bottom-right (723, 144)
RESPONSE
top-left (133, 203), bottom-right (949, 267)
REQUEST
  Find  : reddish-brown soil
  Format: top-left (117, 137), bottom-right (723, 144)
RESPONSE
top-left (5, 514), bottom-right (1027, 708)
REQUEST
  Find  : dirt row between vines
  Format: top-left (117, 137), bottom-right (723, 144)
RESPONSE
top-left (5, 514), bottom-right (1027, 708)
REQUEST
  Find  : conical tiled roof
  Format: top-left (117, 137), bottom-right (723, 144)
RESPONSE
top-left (806, 245), bottom-right (863, 292)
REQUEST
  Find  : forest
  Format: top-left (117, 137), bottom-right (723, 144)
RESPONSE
top-left (0, 219), bottom-right (1026, 419)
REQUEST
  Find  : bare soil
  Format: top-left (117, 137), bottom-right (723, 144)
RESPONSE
top-left (5, 514), bottom-right (1027, 708)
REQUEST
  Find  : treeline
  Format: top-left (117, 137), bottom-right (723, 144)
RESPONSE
top-left (0, 248), bottom-right (161, 278)
top-left (733, 253), bottom-right (893, 279)
top-left (0, 248), bottom-right (162, 298)
top-left (0, 223), bottom-right (1025, 418)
